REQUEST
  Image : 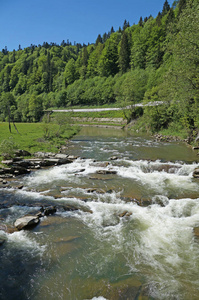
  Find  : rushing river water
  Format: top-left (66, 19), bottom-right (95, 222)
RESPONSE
top-left (0, 127), bottom-right (199, 300)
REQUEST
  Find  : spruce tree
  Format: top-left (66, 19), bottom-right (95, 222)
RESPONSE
top-left (111, 26), bottom-right (115, 34)
top-left (156, 12), bottom-right (162, 26)
top-left (122, 19), bottom-right (128, 31)
top-left (178, 0), bottom-right (187, 16)
top-left (162, 0), bottom-right (170, 16)
top-left (118, 31), bottom-right (131, 73)
top-left (166, 8), bottom-right (175, 26)
top-left (139, 16), bottom-right (143, 27)
top-left (95, 34), bottom-right (102, 46)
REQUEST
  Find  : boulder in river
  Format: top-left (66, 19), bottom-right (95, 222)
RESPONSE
top-left (14, 215), bottom-right (40, 230)
top-left (110, 156), bottom-right (119, 160)
top-left (44, 206), bottom-right (57, 216)
top-left (193, 168), bottom-right (199, 178)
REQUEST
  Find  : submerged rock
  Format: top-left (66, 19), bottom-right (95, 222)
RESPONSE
top-left (86, 188), bottom-right (106, 194)
top-left (102, 215), bottom-right (120, 227)
top-left (0, 238), bottom-right (6, 246)
top-left (194, 227), bottom-right (199, 239)
top-left (110, 156), bottom-right (119, 160)
top-left (91, 162), bottom-right (109, 168)
top-left (118, 211), bottom-right (132, 218)
top-left (54, 236), bottom-right (80, 243)
top-left (14, 215), bottom-right (40, 230)
top-left (96, 170), bottom-right (117, 175)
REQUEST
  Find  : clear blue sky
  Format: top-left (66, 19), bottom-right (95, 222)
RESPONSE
top-left (1, 0), bottom-right (172, 51)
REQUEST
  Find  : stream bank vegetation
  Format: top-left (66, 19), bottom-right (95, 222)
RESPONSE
top-left (0, 0), bottom-right (199, 144)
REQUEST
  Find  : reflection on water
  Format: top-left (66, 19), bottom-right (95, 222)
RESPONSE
top-left (0, 127), bottom-right (199, 300)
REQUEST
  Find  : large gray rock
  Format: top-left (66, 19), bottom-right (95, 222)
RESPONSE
top-left (12, 166), bottom-right (30, 175)
top-left (40, 158), bottom-right (73, 167)
top-left (14, 215), bottom-right (40, 230)
top-left (1, 160), bottom-right (13, 166)
top-left (55, 153), bottom-right (69, 159)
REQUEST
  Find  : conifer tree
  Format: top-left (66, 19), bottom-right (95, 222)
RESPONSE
top-left (111, 26), bottom-right (115, 34)
top-left (95, 34), bottom-right (103, 46)
top-left (156, 12), bottom-right (162, 26)
top-left (139, 16), bottom-right (143, 27)
top-left (178, 0), bottom-right (187, 16)
top-left (162, 0), bottom-right (170, 16)
top-left (166, 8), bottom-right (175, 26)
top-left (118, 31), bottom-right (131, 73)
top-left (122, 19), bottom-right (128, 31)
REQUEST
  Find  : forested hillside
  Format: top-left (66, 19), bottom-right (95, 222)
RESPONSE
top-left (0, 0), bottom-right (198, 139)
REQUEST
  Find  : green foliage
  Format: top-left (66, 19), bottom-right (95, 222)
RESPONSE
top-left (97, 32), bottom-right (120, 76)
top-left (0, 0), bottom-right (198, 139)
top-left (118, 30), bottom-right (131, 73)
top-left (0, 137), bottom-right (18, 158)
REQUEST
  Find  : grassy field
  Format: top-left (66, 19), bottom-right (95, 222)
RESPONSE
top-left (0, 122), bottom-right (79, 155)
top-left (51, 109), bottom-right (125, 120)
top-left (49, 103), bottom-right (122, 110)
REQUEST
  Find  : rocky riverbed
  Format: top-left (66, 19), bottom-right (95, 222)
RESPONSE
top-left (1, 128), bottom-right (199, 300)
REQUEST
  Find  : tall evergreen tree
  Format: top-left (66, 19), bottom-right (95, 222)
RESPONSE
top-left (118, 31), bottom-right (131, 73)
top-left (156, 12), bottom-right (162, 26)
top-left (95, 34), bottom-right (103, 46)
top-left (139, 16), bottom-right (143, 27)
top-left (166, 8), bottom-right (175, 26)
top-left (122, 19), bottom-right (128, 31)
top-left (162, 0), bottom-right (170, 16)
top-left (111, 26), bottom-right (115, 34)
top-left (102, 32), bottom-right (108, 43)
top-left (178, 0), bottom-right (187, 16)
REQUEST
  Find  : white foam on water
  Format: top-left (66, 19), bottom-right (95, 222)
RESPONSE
top-left (7, 230), bottom-right (46, 254)
top-left (16, 189), bottom-right (53, 199)
top-left (114, 159), bottom-right (199, 194)
top-left (73, 194), bottom-right (199, 298)
top-left (22, 157), bottom-right (199, 194)
top-left (0, 230), bottom-right (8, 241)
top-left (5, 205), bottom-right (41, 224)
top-left (24, 158), bottom-right (98, 187)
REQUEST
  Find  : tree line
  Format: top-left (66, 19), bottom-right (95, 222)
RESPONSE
top-left (0, 0), bottom-right (198, 139)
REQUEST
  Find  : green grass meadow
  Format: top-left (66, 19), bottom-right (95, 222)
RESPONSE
top-left (0, 122), bottom-right (79, 154)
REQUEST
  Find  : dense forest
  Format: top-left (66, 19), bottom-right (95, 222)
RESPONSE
top-left (0, 0), bottom-right (198, 139)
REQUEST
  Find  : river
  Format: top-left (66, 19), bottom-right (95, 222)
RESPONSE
top-left (0, 127), bottom-right (199, 300)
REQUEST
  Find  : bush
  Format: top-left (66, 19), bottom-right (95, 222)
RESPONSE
top-left (0, 137), bottom-right (18, 159)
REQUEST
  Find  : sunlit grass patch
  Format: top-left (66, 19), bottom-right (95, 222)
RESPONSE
top-left (0, 122), bottom-right (79, 154)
